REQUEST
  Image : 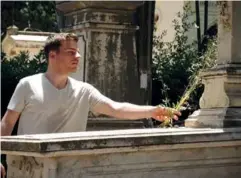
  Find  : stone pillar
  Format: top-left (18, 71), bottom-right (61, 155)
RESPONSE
top-left (185, 1), bottom-right (241, 128)
top-left (56, 2), bottom-right (144, 130)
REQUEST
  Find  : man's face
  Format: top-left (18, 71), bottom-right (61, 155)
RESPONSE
top-left (53, 39), bottom-right (80, 74)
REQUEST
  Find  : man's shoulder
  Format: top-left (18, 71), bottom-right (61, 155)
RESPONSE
top-left (20, 73), bottom-right (43, 84)
top-left (68, 77), bottom-right (96, 91)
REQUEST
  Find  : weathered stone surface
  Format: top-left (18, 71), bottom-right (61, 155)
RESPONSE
top-left (64, 10), bottom-right (134, 27)
top-left (56, 2), bottom-right (141, 104)
top-left (217, 2), bottom-right (241, 65)
top-left (199, 68), bottom-right (241, 109)
top-left (185, 108), bottom-right (241, 128)
top-left (86, 30), bottom-right (139, 103)
top-left (56, 1), bottom-right (144, 130)
top-left (56, 1), bottom-right (143, 13)
top-left (56, 145), bottom-right (241, 178)
top-left (6, 156), bottom-right (44, 178)
top-left (2, 128), bottom-right (241, 178)
top-left (2, 128), bottom-right (241, 155)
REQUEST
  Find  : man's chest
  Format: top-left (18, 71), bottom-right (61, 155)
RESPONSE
top-left (25, 86), bottom-right (81, 113)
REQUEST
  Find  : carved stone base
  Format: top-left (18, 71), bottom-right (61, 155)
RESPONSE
top-left (185, 108), bottom-right (241, 128)
top-left (199, 66), bottom-right (241, 109)
top-left (185, 65), bottom-right (241, 128)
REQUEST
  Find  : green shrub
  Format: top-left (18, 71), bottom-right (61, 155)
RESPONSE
top-left (152, 3), bottom-right (217, 125)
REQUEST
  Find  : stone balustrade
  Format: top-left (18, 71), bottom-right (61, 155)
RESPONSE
top-left (2, 128), bottom-right (241, 178)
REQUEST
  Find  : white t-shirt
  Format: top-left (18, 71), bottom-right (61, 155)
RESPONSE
top-left (7, 73), bottom-right (110, 135)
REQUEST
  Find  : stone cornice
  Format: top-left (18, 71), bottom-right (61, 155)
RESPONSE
top-left (1, 128), bottom-right (241, 156)
top-left (56, 1), bottom-right (143, 13)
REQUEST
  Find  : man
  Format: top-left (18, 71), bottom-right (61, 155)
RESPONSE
top-left (1, 33), bottom-right (180, 177)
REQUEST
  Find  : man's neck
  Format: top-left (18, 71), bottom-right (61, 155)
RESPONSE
top-left (45, 69), bottom-right (69, 90)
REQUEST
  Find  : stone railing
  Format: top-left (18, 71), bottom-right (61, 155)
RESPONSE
top-left (1, 128), bottom-right (241, 178)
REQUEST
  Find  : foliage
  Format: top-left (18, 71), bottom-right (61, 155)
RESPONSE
top-left (151, 3), bottom-right (217, 126)
top-left (1, 1), bottom-right (59, 38)
top-left (1, 51), bottom-right (47, 117)
top-left (175, 37), bottom-right (217, 109)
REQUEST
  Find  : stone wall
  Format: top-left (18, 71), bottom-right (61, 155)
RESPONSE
top-left (2, 128), bottom-right (241, 178)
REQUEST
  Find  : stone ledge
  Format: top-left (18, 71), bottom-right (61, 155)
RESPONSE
top-left (64, 9), bottom-right (134, 25)
top-left (185, 108), bottom-right (241, 128)
top-left (56, 1), bottom-right (143, 13)
top-left (64, 23), bottom-right (138, 33)
top-left (200, 64), bottom-right (241, 77)
top-left (1, 128), bottom-right (241, 155)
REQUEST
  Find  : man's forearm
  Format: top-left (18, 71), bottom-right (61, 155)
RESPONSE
top-left (93, 99), bottom-right (180, 121)
top-left (0, 121), bottom-right (13, 136)
top-left (1, 110), bottom-right (20, 136)
top-left (111, 102), bottom-right (156, 120)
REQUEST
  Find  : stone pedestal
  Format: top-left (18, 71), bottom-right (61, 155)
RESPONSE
top-left (185, 1), bottom-right (241, 128)
top-left (2, 128), bottom-right (241, 178)
top-left (56, 2), bottom-right (144, 130)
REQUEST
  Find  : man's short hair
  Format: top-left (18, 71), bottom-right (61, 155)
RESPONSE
top-left (44, 33), bottom-right (78, 60)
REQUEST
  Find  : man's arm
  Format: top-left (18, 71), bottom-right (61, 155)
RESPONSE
top-left (92, 100), bottom-right (180, 121)
top-left (88, 84), bottom-right (181, 121)
top-left (0, 110), bottom-right (20, 178)
top-left (1, 110), bottom-right (20, 136)
top-left (1, 79), bottom-right (26, 136)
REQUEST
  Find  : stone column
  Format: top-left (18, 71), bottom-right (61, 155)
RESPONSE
top-left (56, 2), bottom-right (144, 130)
top-left (185, 1), bottom-right (241, 128)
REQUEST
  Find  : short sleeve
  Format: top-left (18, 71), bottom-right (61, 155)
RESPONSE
top-left (7, 79), bottom-right (27, 113)
top-left (87, 84), bottom-right (112, 113)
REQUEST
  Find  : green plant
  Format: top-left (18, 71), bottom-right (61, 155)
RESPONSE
top-left (152, 3), bottom-right (217, 127)
top-left (161, 38), bottom-right (217, 127)
top-left (1, 1), bottom-right (59, 37)
top-left (1, 50), bottom-right (47, 117)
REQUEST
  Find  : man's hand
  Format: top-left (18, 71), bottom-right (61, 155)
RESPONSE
top-left (1, 163), bottom-right (6, 178)
top-left (151, 106), bottom-right (181, 122)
